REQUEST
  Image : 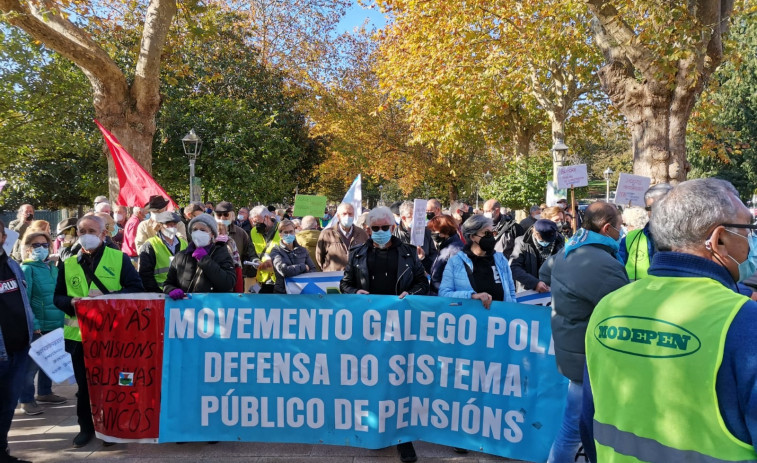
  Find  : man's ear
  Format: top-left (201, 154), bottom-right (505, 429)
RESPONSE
top-left (710, 225), bottom-right (730, 258)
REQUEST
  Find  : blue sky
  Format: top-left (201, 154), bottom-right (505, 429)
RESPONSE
top-left (337, 2), bottom-right (387, 33)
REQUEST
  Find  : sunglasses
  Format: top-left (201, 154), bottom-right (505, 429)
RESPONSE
top-left (371, 225), bottom-right (392, 232)
top-left (31, 243), bottom-right (50, 249)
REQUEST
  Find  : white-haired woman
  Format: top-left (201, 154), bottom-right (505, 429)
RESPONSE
top-left (439, 214), bottom-right (516, 308)
top-left (270, 219), bottom-right (316, 293)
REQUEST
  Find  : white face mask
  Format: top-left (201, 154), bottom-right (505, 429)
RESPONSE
top-left (114, 213), bottom-right (125, 223)
top-left (191, 230), bottom-right (212, 247)
top-left (483, 212), bottom-right (493, 219)
top-left (340, 216), bottom-right (354, 228)
top-left (79, 234), bottom-right (101, 251)
top-left (162, 227), bottom-right (178, 240)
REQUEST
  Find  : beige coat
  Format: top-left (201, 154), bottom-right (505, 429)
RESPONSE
top-left (315, 225), bottom-right (368, 272)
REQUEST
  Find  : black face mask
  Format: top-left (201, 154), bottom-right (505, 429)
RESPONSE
top-left (426, 212), bottom-right (435, 221)
top-left (477, 234), bottom-right (496, 253)
top-left (431, 232), bottom-right (445, 246)
top-left (255, 222), bottom-right (267, 234)
top-left (461, 211), bottom-right (472, 223)
top-left (26, 213), bottom-right (34, 221)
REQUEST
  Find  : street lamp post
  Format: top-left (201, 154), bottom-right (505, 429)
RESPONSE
top-left (551, 139), bottom-right (569, 186)
top-left (182, 129), bottom-right (202, 202)
top-left (378, 185), bottom-right (384, 207)
top-left (604, 167), bottom-right (614, 202)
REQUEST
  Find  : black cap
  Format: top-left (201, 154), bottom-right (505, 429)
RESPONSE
top-left (144, 195), bottom-right (169, 211)
top-left (215, 201), bottom-right (234, 213)
top-left (533, 219), bottom-right (558, 242)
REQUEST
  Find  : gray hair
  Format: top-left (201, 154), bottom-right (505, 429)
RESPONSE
top-left (16, 204), bottom-right (33, 222)
top-left (250, 205), bottom-right (272, 219)
top-left (367, 206), bottom-right (395, 226)
top-left (77, 215), bottom-right (105, 234)
top-left (530, 205), bottom-right (541, 214)
top-left (461, 214), bottom-right (492, 242)
top-left (399, 201), bottom-right (414, 218)
top-left (622, 206), bottom-right (649, 231)
top-left (337, 202), bottom-right (354, 215)
top-left (94, 201), bottom-right (111, 213)
top-left (301, 216), bottom-right (319, 230)
top-left (644, 183), bottom-right (673, 205)
top-left (651, 178), bottom-right (742, 252)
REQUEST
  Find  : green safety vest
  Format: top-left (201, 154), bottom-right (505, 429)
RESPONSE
top-left (624, 229), bottom-right (650, 280)
top-left (63, 246), bottom-right (124, 342)
top-left (586, 276), bottom-right (757, 463)
top-left (250, 228), bottom-right (280, 284)
top-left (145, 235), bottom-right (187, 288)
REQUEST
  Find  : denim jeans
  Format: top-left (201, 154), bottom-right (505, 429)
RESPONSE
top-left (0, 348), bottom-right (30, 449)
top-left (19, 332), bottom-right (53, 403)
top-left (548, 380), bottom-right (585, 463)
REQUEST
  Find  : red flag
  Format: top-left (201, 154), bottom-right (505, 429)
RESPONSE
top-left (95, 120), bottom-right (178, 210)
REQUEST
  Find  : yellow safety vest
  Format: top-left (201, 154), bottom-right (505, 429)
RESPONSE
top-left (63, 246), bottom-right (123, 342)
top-left (251, 228), bottom-right (280, 284)
top-left (145, 235), bottom-right (187, 289)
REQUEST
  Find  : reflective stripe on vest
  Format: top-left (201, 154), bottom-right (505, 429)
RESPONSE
top-left (251, 230), bottom-right (280, 284)
top-left (146, 235), bottom-right (187, 287)
top-left (63, 246), bottom-right (124, 342)
top-left (594, 420), bottom-right (757, 463)
top-left (624, 229), bottom-right (649, 280)
top-left (587, 276), bottom-right (756, 462)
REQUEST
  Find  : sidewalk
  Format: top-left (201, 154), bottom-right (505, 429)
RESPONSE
top-left (9, 384), bottom-right (525, 463)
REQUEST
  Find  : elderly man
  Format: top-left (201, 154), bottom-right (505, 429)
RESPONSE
top-left (618, 183), bottom-right (672, 280)
top-left (540, 202), bottom-right (629, 463)
top-left (214, 201), bottom-right (255, 279)
top-left (9, 204), bottom-right (35, 237)
top-left (583, 178), bottom-right (757, 462)
top-left (135, 195), bottom-right (187, 252)
top-left (249, 205), bottom-right (280, 292)
top-left (425, 198), bottom-right (442, 220)
top-left (93, 197), bottom-right (111, 215)
top-left (0, 220), bottom-right (34, 463)
top-left (235, 207), bottom-right (252, 234)
top-left (138, 212), bottom-right (187, 292)
top-left (510, 219), bottom-right (564, 293)
top-left (53, 215), bottom-right (143, 448)
top-left (520, 205), bottom-right (542, 231)
top-left (316, 203), bottom-right (369, 272)
top-left (340, 206), bottom-right (428, 463)
top-left (483, 199), bottom-right (524, 259)
top-left (296, 216), bottom-right (321, 271)
top-left (393, 201), bottom-right (437, 272)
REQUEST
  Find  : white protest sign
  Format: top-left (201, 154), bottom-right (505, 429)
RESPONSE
top-left (614, 173), bottom-right (651, 207)
top-left (2, 228), bottom-right (18, 257)
top-left (28, 328), bottom-right (74, 383)
top-left (410, 199), bottom-right (428, 247)
top-left (556, 164), bottom-right (589, 189)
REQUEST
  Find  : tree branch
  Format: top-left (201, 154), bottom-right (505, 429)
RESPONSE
top-left (0, 0), bottom-right (127, 98)
top-left (132, 0), bottom-right (178, 115)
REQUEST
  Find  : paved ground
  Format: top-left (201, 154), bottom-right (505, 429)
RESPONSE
top-left (8, 384), bottom-right (527, 463)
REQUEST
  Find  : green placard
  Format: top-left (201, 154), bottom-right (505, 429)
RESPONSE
top-left (293, 194), bottom-right (328, 218)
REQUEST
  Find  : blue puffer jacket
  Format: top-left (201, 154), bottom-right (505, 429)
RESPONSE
top-left (21, 259), bottom-right (63, 332)
top-left (439, 250), bottom-right (517, 302)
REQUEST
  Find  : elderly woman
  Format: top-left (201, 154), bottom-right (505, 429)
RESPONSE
top-left (427, 214), bottom-right (464, 296)
top-left (270, 219), bottom-right (316, 294)
top-left (164, 213), bottom-right (236, 299)
top-left (439, 214), bottom-right (516, 308)
top-left (19, 232), bottom-right (67, 416)
top-left (621, 206), bottom-right (649, 232)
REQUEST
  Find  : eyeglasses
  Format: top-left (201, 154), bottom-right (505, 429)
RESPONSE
top-left (31, 243), bottom-right (50, 249)
top-left (476, 231), bottom-right (494, 238)
top-left (721, 223), bottom-right (757, 238)
top-left (645, 206), bottom-right (652, 211)
top-left (371, 225), bottom-right (392, 232)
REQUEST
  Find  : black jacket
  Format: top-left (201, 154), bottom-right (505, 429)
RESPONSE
top-left (163, 242), bottom-right (236, 294)
top-left (270, 242), bottom-right (316, 294)
top-left (509, 227), bottom-right (565, 292)
top-left (340, 237), bottom-right (429, 296)
top-left (393, 221), bottom-right (438, 273)
top-left (493, 214), bottom-right (524, 259)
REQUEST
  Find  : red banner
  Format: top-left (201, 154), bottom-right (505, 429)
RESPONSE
top-left (76, 295), bottom-right (165, 442)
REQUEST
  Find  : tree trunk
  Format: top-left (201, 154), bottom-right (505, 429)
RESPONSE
top-left (448, 182), bottom-right (459, 203)
top-left (548, 112), bottom-right (566, 184)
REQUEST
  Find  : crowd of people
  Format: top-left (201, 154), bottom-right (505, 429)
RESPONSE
top-left (1, 178), bottom-right (757, 463)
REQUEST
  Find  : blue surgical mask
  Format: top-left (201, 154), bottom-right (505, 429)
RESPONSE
top-left (536, 239), bottom-right (551, 248)
top-left (145, 213), bottom-right (151, 220)
top-left (31, 247), bottom-right (49, 262)
top-left (726, 231), bottom-right (757, 282)
top-left (371, 230), bottom-right (392, 247)
top-left (110, 225), bottom-right (119, 237)
top-left (281, 234), bottom-right (296, 245)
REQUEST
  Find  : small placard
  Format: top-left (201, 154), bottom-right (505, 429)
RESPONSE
top-left (410, 199), bottom-right (428, 247)
top-left (614, 173), bottom-right (651, 207)
top-left (556, 164), bottom-right (589, 189)
top-left (293, 194), bottom-right (328, 218)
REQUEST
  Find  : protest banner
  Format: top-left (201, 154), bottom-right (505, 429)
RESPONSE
top-left (285, 271), bottom-right (344, 294)
top-left (410, 199), bottom-right (428, 246)
top-left (2, 228), bottom-right (18, 257)
top-left (76, 294), bottom-right (166, 442)
top-left (159, 294), bottom-right (566, 461)
top-left (556, 164), bottom-right (588, 189)
top-left (293, 194), bottom-right (328, 218)
top-left (28, 328), bottom-right (74, 383)
top-left (614, 173), bottom-right (651, 207)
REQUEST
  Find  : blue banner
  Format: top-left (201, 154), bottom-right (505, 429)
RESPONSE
top-left (159, 294), bottom-right (566, 461)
